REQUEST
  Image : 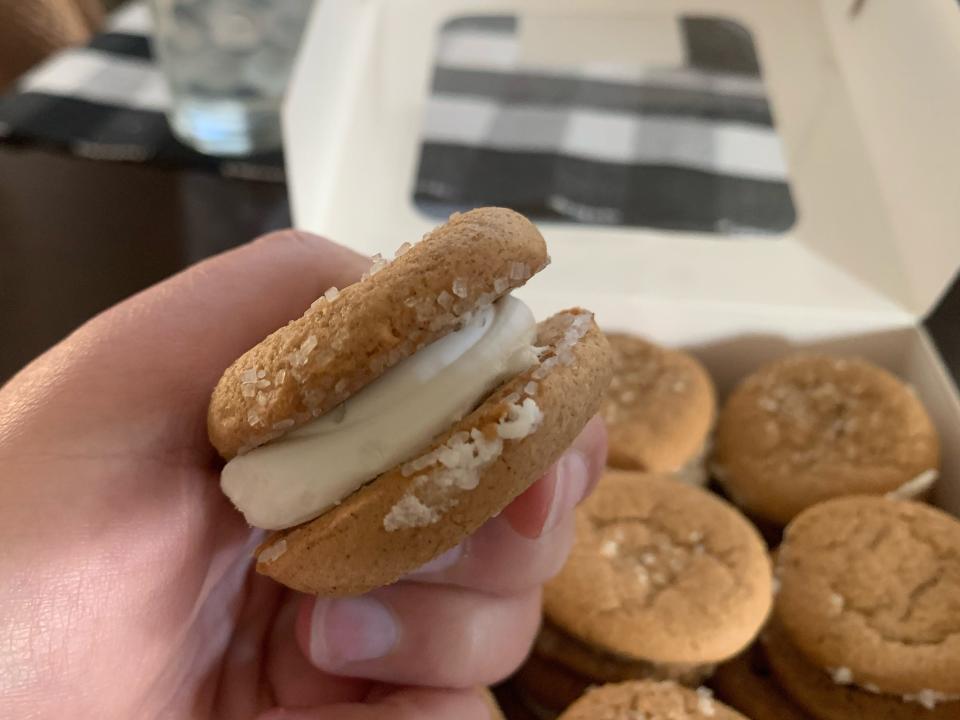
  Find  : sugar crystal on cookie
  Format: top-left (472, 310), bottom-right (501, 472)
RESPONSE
top-left (829, 666), bottom-right (853, 685)
top-left (437, 290), bottom-right (454, 310)
top-left (383, 495), bottom-right (439, 531)
top-left (696, 687), bottom-right (716, 717)
top-left (360, 253), bottom-right (388, 281)
top-left (385, 396), bottom-right (543, 531)
top-left (259, 538), bottom-right (287, 564)
top-left (509, 261), bottom-right (529, 280)
top-left (903, 689), bottom-right (960, 709)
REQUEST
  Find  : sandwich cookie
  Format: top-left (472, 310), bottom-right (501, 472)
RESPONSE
top-left (710, 644), bottom-right (813, 720)
top-left (207, 207), bottom-right (613, 595)
top-left (765, 496), bottom-right (960, 719)
top-left (541, 471), bottom-right (772, 688)
top-left (602, 334), bottom-right (715, 485)
top-left (557, 681), bottom-right (747, 720)
top-left (713, 354), bottom-right (940, 526)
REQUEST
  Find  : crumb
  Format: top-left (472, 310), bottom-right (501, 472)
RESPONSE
top-left (259, 539), bottom-right (287, 564)
top-left (829, 667), bottom-right (853, 685)
top-left (696, 687), bottom-right (716, 717)
top-left (600, 540), bottom-right (619, 558)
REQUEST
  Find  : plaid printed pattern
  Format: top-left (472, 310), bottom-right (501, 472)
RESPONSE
top-left (415, 15), bottom-right (794, 233)
top-left (0, 1), bottom-right (796, 232)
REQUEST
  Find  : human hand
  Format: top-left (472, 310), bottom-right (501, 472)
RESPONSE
top-left (0, 230), bottom-right (606, 719)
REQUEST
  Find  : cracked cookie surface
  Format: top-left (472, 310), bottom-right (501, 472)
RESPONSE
top-left (714, 355), bottom-right (939, 526)
top-left (209, 206), bottom-right (548, 459)
top-left (775, 495), bottom-right (960, 696)
top-left (558, 680), bottom-right (746, 720)
top-left (544, 470), bottom-right (772, 666)
top-left (602, 334), bottom-right (715, 474)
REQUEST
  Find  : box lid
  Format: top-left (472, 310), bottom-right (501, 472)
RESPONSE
top-left (284, 0), bottom-right (960, 323)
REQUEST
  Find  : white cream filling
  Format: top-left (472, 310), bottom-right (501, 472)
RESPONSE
top-left (826, 667), bottom-right (959, 709)
top-left (672, 437), bottom-right (712, 487)
top-left (222, 295), bottom-right (538, 530)
top-left (886, 468), bottom-right (939, 500)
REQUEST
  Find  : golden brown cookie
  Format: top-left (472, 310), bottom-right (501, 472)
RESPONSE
top-left (544, 471), bottom-right (772, 675)
top-left (602, 334), bottom-right (715, 483)
top-left (557, 681), bottom-right (746, 720)
top-left (764, 618), bottom-right (960, 720)
top-left (710, 644), bottom-right (812, 720)
top-left (209, 207), bottom-right (549, 459)
top-left (774, 495), bottom-right (960, 698)
top-left (713, 354), bottom-right (940, 525)
top-left (255, 310), bottom-right (612, 595)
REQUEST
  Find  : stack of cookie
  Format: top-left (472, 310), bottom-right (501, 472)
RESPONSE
top-left (713, 355), bottom-right (941, 530)
top-left (761, 496), bottom-right (960, 719)
top-left (505, 334), bottom-right (952, 720)
top-left (513, 470), bottom-right (773, 716)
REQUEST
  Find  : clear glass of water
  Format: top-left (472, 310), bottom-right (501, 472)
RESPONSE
top-left (150, 0), bottom-right (315, 156)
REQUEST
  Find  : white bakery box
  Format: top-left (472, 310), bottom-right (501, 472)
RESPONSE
top-left (281, 0), bottom-right (960, 518)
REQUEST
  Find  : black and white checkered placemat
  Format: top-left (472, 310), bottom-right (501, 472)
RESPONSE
top-left (0, 1), bottom-right (285, 180)
top-left (414, 15), bottom-right (795, 233)
top-left (0, 1), bottom-right (795, 233)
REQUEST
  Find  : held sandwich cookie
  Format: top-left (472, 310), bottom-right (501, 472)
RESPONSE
top-left (602, 334), bottom-right (715, 484)
top-left (713, 354), bottom-right (940, 526)
top-left (765, 496), bottom-right (960, 719)
top-left (537, 471), bottom-right (772, 692)
top-left (207, 208), bottom-right (613, 595)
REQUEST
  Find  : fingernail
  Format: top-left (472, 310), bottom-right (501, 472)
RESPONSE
top-left (542, 450), bottom-right (591, 535)
top-left (409, 543), bottom-right (464, 576)
top-left (310, 596), bottom-right (398, 667)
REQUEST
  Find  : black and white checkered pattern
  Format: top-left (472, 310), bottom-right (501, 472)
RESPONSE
top-left (0, 1), bottom-right (285, 180)
top-left (415, 15), bottom-right (795, 233)
top-left (0, 1), bottom-right (796, 232)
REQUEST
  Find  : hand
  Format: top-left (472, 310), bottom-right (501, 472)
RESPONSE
top-left (0, 230), bottom-right (607, 719)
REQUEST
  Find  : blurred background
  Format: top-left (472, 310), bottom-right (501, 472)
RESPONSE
top-left (0, 0), bottom-right (957, 385)
top-left (0, 0), bottom-right (115, 89)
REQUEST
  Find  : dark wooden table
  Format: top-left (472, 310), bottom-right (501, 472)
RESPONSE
top-left (0, 145), bottom-right (290, 382)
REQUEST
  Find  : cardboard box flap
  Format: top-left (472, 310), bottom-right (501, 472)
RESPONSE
top-left (284, 0), bottom-right (960, 321)
top-left (816, 0), bottom-right (960, 318)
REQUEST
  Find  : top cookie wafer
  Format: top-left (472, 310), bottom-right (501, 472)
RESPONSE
top-left (558, 681), bottom-right (746, 720)
top-left (774, 495), bottom-right (960, 697)
top-left (714, 354), bottom-right (939, 525)
top-left (602, 333), bottom-right (715, 472)
top-left (208, 207), bottom-right (548, 459)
